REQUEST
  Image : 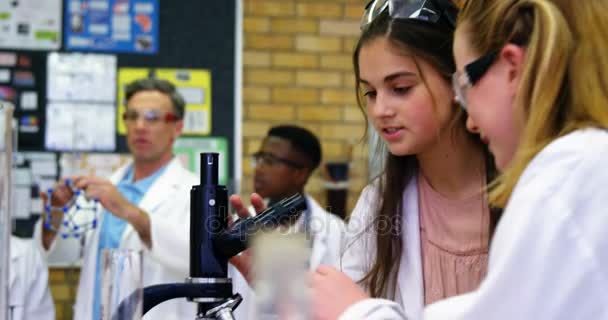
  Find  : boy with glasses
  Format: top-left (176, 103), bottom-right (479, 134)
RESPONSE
top-left (229, 125), bottom-right (345, 319)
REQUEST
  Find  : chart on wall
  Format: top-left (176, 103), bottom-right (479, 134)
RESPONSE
top-left (64, 0), bottom-right (159, 54)
top-left (0, 0), bottom-right (62, 50)
top-left (117, 68), bottom-right (212, 135)
top-left (45, 52), bottom-right (117, 151)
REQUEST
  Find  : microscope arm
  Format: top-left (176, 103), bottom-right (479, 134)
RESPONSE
top-left (115, 283), bottom-right (238, 320)
top-left (142, 283), bottom-right (234, 315)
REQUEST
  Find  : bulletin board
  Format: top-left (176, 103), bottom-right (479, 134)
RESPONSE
top-left (114, 0), bottom-right (240, 183)
top-left (5, 0), bottom-right (243, 240)
top-left (0, 51), bottom-right (47, 151)
top-left (1, 0), bottom-right (240, 175)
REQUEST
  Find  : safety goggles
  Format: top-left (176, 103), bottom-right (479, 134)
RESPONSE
top-left (360, 0), bottom-right (458, 30)
top-left (251, 151), bottom-right (305, 169)
top-left (452, 51), bottom-right (499, 110)
top-left (122, 109), bottom-right (179, 125)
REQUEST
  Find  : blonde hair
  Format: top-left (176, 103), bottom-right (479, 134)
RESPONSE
top-left (553, 0), bottom-right (608, 131)
top-left (457, 0), bottom-right (608, 208)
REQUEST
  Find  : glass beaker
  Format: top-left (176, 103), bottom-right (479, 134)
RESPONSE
top-left (252, 230), bottom-right (311, 320)
top-left (0, 101), bottom-right (14, 320)
top-left (100, 249), bottom-right (143, 320)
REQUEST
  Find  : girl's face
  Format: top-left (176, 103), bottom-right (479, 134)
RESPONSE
top-left (453, 27), bottom-right (524, 170)
top-left (358, 37), bottom-right (455, 156)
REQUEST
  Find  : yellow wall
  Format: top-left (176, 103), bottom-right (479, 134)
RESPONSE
top-left (49, 268), bottom-right (79, 320)
top-left (240, 0), bottom-right (369, 211)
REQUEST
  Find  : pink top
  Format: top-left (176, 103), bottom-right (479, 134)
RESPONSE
top-left (418, 173), bottom-right (490, 305)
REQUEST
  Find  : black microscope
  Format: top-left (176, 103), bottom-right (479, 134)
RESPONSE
top-left (122, 153), bottom-right (308, 320)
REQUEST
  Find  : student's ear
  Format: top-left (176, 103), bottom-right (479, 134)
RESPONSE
top-left (293, 167), bottom-right (311, 188)
top-left (173, 119), bottom-right (184, 139)
top-left (500, 43), bottom-right (526, 92)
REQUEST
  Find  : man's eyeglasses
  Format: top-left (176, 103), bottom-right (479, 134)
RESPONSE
top-left (252, 151), bottom-right (305, 169)
top-left (361, 0), bottom-right (458, 30)
top-left (452, 51), bottom-right (498, 110)
top-left (122, 109), bottom-right (179, 125)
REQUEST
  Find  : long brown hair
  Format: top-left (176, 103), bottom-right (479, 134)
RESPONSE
top-left (351, 10), bottom-right (500, 298)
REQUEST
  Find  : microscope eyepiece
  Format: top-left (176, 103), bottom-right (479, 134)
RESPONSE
top-left (200, 153), bottom-right (219, 186)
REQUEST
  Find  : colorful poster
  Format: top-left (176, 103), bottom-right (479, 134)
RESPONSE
top-left (0, 0), bottom-right (62, 50)
top-left (117, 68), bottom-right (212, 135)
top-left (0, 86), bottom-right (16, 104)
top-left (0, 52), bottom-right (46, 150)
top-left (64, 0), bottom-right (159, 54)
top-left (173, 137), bottom-right (228, 185)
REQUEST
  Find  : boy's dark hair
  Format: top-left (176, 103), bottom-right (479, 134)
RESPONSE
top-left (125, 78), bottom-right (186, 119)
top-left (268, 125), bottom-right (322, 170)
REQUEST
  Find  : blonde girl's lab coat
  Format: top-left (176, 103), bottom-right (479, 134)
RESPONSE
top-left (339, 128), bottom-right (608, 320)
top-left (9, 236), bottom-right (54, 320)
top-left (34, 157), bottom-right (199, 320)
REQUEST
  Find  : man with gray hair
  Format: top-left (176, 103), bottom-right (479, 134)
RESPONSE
top-left (36, 78), bottom-right (198, 319)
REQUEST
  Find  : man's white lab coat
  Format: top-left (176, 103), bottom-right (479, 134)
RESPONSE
top-left (35, 157), bottom-right (199, 320)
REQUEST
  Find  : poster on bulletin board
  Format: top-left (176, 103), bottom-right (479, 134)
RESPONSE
top-left (0, 0), bottom-right (62, 50)
top-left (64, 0), bottom-right (159, 54)
top-left (117, 68), bottom-right (212, 135)
top-left (45, 52), bottom-right (117, 151)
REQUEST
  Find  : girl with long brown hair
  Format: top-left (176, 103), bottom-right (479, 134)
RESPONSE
top-left (313, 0), bottom-right (499, 318)
top-left (313, 0), bottom-right (608, 319)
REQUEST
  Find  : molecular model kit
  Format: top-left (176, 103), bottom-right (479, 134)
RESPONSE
top-left (43, 179), bottom-right (100, 239)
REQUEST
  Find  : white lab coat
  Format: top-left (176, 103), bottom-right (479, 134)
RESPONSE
top-left (34, 157), bottom-right (199, 320)
top-left (9, 236), bottom-right (54, 320)
top-left (340, 128), bottom-right (608, 320)
top-left (306, 195), bottom-right (347, 269)
top-left (338, 173), bottom-right (424, 320)
top-left (232, 195), bottom-right (346, 319)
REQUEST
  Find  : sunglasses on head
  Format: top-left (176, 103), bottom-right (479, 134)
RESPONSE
top-left (361, 0), bottom-right (458, 30)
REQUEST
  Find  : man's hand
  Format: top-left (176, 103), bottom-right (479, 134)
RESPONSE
top-left (74, 175), bottom-right (152, 248)
top-left (228, 193), bottom-right (266, 284)
top-left (311, 265), bottom-right (369, 320)
top-left (73, 175), bottom-right (132, 219)
top-left (40, 179), bottom-right (75, 250)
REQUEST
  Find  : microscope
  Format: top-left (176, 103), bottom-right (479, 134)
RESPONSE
top-left (126, 153), bottom-right (308, 320)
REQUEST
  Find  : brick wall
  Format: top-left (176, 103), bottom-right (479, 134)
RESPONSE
top-left (241, 0), bottom-right (369, 212)
top-left (49, 267), bottom-right (79, 320)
